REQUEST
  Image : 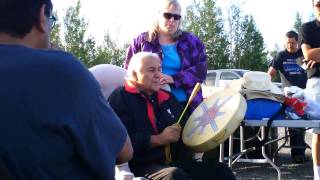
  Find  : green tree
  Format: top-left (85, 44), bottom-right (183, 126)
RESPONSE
top-left (293, 12), bottom-right (303, 45)
top-left (268, 44), bottom-right (280, 63)
top-left (226, 3), bottom-right (243, 68)
top-left (268, 44), bottom-right (281, 82)
top-left (238, 15), bottom-right (268, 71)
top-left (184, 0), bottom-right (229, 69)
top-left (63, 0), bottom-right (96, 67)
top-left (225, 4), bottom-right (268, 71)
top-left (293, 12), bottom-right (303, 33)
top-left (50, 11), bottom-right (63, 49)
top-left (95, 33), bottom-right (127, 67)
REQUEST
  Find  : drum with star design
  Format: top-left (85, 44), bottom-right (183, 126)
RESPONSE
top-left (182, 88), bottom-right (247, 152)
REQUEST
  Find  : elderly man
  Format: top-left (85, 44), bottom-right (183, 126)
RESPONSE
top-left (109, 52), bottom-right (235, 180)
top-left (0, 0), bottom-right (132, 179)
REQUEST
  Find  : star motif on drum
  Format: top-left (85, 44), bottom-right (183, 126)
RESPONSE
top-left (186, 96), bottom-right (232, 138)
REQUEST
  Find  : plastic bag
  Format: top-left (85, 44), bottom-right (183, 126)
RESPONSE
top-left (115, 162), bottom-right (135, 180)
top-left (283, 86), bottom-right (304, 99)
top-left (303, 78), bottom-right (320, 119)
top-left (283, 87), bottom-right (307, 118)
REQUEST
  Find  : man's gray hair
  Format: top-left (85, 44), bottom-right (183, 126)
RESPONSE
top-left (127, 52), bottom-right (160, 80)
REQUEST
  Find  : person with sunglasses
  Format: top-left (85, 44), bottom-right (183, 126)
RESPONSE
top-left (0, 0), bottom-right (133, 179)
top-left (124, 0), bottom-right (207, 113)
top-left (301, 0), bottom-right (320, 179)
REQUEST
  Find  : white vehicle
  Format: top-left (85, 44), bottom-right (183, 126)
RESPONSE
top-left (202, 69), bottom-right (249, 98)
top-left (204, 69), bottom-right (249, 87)
top-left (202, 69), bottom-right (283, 98)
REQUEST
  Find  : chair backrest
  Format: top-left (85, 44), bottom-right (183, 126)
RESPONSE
top-left (90, 65), bottom-right (134, 179)
top-left (89, 64), bottom-right (128, 99)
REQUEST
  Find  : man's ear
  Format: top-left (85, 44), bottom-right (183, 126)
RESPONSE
top-left (132, 71), bottom-right (138, 81)
top-left (35, 4), bottom-right (47, 33)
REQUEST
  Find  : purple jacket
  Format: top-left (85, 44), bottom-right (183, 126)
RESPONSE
top-left (124, 31), bottom-right (207, 110)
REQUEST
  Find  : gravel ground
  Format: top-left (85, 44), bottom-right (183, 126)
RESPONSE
top-left (232, 128), bottom-right (313, 180)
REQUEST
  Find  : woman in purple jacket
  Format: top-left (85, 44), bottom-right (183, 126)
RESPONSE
top-left (124, 0), bottom-right (207, 111)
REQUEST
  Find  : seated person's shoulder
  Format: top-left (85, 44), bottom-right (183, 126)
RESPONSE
top-left (21, 49), bottom-right (101, 92)
top-left (108, 86), bottom-right (126, 105)
top-left (37, 49), bottom-right (81, 66)
top-left (183, 32), bottom-right (201, 41)
top-left (34, 49), bottom-right (89, 76)
top-left (108, 86), bottom-right (135, 116)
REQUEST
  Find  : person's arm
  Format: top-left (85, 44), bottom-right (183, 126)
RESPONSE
top-left (124, 46), bottom-right (135, 69)
top-left (172, 34), bottom-right (207, 89)
top-left (124, 33), bottom-right (144, 69)
top-left (77, 99), bottom-right (131, 178)
top-left (300, 22), bottom-right (320, 63)
top-left (301, 43), bottom-right (320, 62)
top-left (57, 55), bottom-right (132, 179)
top-left (116, 135), bottom-right (133, 164)
top-left (302, 44), bottom-right (319, 68)
top-left (267, 53), bottom-right (281, 80)
top-left (268, 66), bottom-right (277, 80)
top-left (150, 124), bottom-right (181, 148)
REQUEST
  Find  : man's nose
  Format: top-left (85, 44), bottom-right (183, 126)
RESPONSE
top-left (169, 17), bottom-right (175, 22)
top-left (156, 71), bottom-right (161, 77)
top-left (155, 72), bottom-right (162, 79)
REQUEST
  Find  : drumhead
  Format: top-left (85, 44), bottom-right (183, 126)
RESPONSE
top-left (182, 88), bottom-right (247, 152)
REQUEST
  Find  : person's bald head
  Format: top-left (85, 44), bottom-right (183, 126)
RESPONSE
top-left (127, 52), bottom-right (162, 94)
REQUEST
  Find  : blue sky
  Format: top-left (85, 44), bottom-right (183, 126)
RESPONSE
top-left (51, 0), bottom-right (314, 51)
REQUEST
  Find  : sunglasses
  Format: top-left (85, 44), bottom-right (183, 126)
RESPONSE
top-left (163, 12), bottom-right (181, 20)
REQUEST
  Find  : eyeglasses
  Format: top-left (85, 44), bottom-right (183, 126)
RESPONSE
top-left (163, 12), bottom-right (181, 20)
top-left (47, 15), bottom-right (57, 29)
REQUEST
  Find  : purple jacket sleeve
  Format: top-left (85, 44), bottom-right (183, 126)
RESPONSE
top-left (171, 33), bottom-right (207, 110)
top-left (172, 35), bottom-right (207, 89)
top-left (124, 34), bottom-right (145, 69)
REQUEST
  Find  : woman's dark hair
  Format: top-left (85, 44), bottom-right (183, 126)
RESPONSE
top-left (0, 0), bottom-right (53, 38)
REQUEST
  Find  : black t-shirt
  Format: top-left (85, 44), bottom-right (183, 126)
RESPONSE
top-left (270, 49), bottom-right (307, 88)
top-left (301, 19), bottom-right (320, 77)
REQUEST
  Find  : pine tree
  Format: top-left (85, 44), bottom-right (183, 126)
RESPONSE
top-left (63, 0), bottom-right (96, 67)
top-left (184, 0), bottom-right (229, 69)
top-left (94, 33), bottom-right (127, 67)
top-left (225, 3), bottom-right (268, 71)
top-left (50, 11), bottom-right (63, 49)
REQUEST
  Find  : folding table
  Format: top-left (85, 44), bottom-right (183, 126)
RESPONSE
top-left (219, 119), bottom-right (320, 180)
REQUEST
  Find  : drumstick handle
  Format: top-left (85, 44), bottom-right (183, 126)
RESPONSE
top-left (176, 104), bottom-right (189, 125)
top-left (176, 82), bottom-right (201, 125)
top-left (188, 83), bottom-right (201, 104)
